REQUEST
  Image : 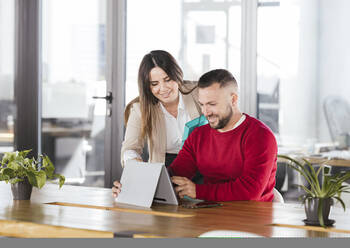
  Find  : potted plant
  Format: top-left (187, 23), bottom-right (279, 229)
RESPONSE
top-left (278, 155), bottom-right (350, 227)
top-left (0, 149), bottom-right (65, 200)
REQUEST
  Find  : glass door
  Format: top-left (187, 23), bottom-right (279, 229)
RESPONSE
top-left (0, 0), bottom-right (15, 155)
top-left (256, 1), bottom-right (280, 136)
top-left (41, 0), bottom-right (107, 187)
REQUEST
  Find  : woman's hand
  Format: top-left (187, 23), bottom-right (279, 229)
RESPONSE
top-left (112, 181), bottom-right (122, 198)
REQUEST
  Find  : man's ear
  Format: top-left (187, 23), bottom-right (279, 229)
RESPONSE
top-left (231, 92), bottom-right (238, 106)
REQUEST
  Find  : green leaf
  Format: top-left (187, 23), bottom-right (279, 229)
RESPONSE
top-left (25, 170), bottom-right (38, 188)
top-left (7, 161), bottom-right (21, 171)
top-left (301, 159), bottom-right (322, 194)
top-left (42, 156), bottom-right (55, 178)
top-left (0, 174), bottom-right (10, 181)
top-left (18, 149), bottom-right (32, 159)
top-left (36, 170), bottom-right (47, 189)
top-left (2, 167), bottom-right (15, 179)
top-left (315, 166), bottom-right (323, 179)
top-left (54, 174), bottom-right (65, 188)
top-left (296, 184), bottom-right (315, 197)
top-left (1, 151), bottom-right (16, 164)
top-left (9, 178), bottom-right (24, 184)
top-left (334, 196), bottom-right (346, 211)
top-left (318, 198), bottom-right (325, 227)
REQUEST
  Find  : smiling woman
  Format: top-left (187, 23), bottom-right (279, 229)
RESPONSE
top-left (120, 50), bottom-right (201, 169)
top-left (113, 50), bottom-right (203, 198)
top-left (112, 50), bottom-right (202, 197)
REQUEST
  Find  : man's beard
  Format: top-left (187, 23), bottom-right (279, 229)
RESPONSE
top-left (208, 106), bottom-right (233, 130)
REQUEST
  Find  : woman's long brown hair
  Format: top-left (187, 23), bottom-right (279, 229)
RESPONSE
top-left (124, 50), bottom-right (196, 148)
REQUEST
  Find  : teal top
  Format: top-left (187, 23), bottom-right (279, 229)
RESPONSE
top-left (181, 115), bottom-right (208, 148)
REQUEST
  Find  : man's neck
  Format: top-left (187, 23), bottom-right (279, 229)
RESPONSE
top-left (218, 111), bottom-right (243, 132)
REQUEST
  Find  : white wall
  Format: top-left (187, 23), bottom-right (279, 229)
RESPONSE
top-left (318, 0), bottom-right (350, 142)
top-left (279, 0), bottom-right (319, 146)
top-left (278, 0), bottom-right (350, 146)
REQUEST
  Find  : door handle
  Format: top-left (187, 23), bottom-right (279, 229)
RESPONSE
top-left (93, 91), bottom-right (113, 104)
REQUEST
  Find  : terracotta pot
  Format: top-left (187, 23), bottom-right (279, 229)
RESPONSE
top-left (11, 178), bottom-right (33, 200)
top-left (304, 197), bottom-right (333, 224)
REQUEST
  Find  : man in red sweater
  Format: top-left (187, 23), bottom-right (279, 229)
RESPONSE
top-left (169, 69), bottom-right (277, 202)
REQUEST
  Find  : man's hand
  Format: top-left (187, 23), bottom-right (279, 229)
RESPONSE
top-left (112, 181), bottom-right (122, 198)
top-left (171, 176), bottom-right (196, 198)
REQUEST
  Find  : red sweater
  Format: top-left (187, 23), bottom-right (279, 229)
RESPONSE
top-left (170, 114), bottom-right (277, 202)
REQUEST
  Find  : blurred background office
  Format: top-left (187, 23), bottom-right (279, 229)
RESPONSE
top-left (1, 0), bottom-right (350, 200)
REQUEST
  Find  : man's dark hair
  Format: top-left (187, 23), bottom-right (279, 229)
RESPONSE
top-left (198, 69), bottom-right (237, 89)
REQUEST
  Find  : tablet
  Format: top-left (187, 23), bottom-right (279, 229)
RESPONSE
top-left (115, 160), bottom-right (162, 208)
top-left (153, 164), bottom-right (179, 205)
top-left (115, 160), bottom-right (178, 207)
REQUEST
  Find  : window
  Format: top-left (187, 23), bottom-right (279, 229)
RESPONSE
top-left (125, 0), bottom-right (241, 105)
top-left (257, 1), bottom-right (280, 134)
top-left (257, 0), bottom-right (350, 150)
top-left (0, 0), bottom-right (15, 154)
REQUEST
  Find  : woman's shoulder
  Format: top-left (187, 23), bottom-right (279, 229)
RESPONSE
top-left (128, 101), bottom-right (141, 114)
top-left (125, 96), bottom-right (140, 110)
top-left (124, 98), bottom-right (142, 125)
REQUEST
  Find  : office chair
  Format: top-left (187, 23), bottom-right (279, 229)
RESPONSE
top-left (273, 188), bottom-right (284, 203)
top-left (323, 95), bottom-right (350, 148)
top-left (323, 95), bottom-right (350, 179)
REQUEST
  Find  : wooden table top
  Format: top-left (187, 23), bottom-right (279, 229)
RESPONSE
top-left (278, 154), bottom-right (350, 167)
top-left (41, 123), bottom-right (92, 138)
top-left (1, 182), bottom-right (350, 238)
top-left (304, 156), bottom-right (350, 167)
top-left (0, 132), bottom-right (13, 143)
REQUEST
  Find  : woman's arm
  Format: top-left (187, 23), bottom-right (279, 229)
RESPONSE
top-left (123, 150), bottom-right (143, 162)
top-left (120, 103), bottom-right (145, 167)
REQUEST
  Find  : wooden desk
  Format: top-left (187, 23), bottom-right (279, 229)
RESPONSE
top-left (41, 122), bottom-right (92, 166)
top-left (0, 132), bottom-right (13, 143)
top-left (42, 123), bottom-right (92, 138)
top-left (1, 182), bottom-right (350, 238)
top-left (278, 154), bottom-right (350, 167)
top-left (304, 156), bottom-right (350, 167)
